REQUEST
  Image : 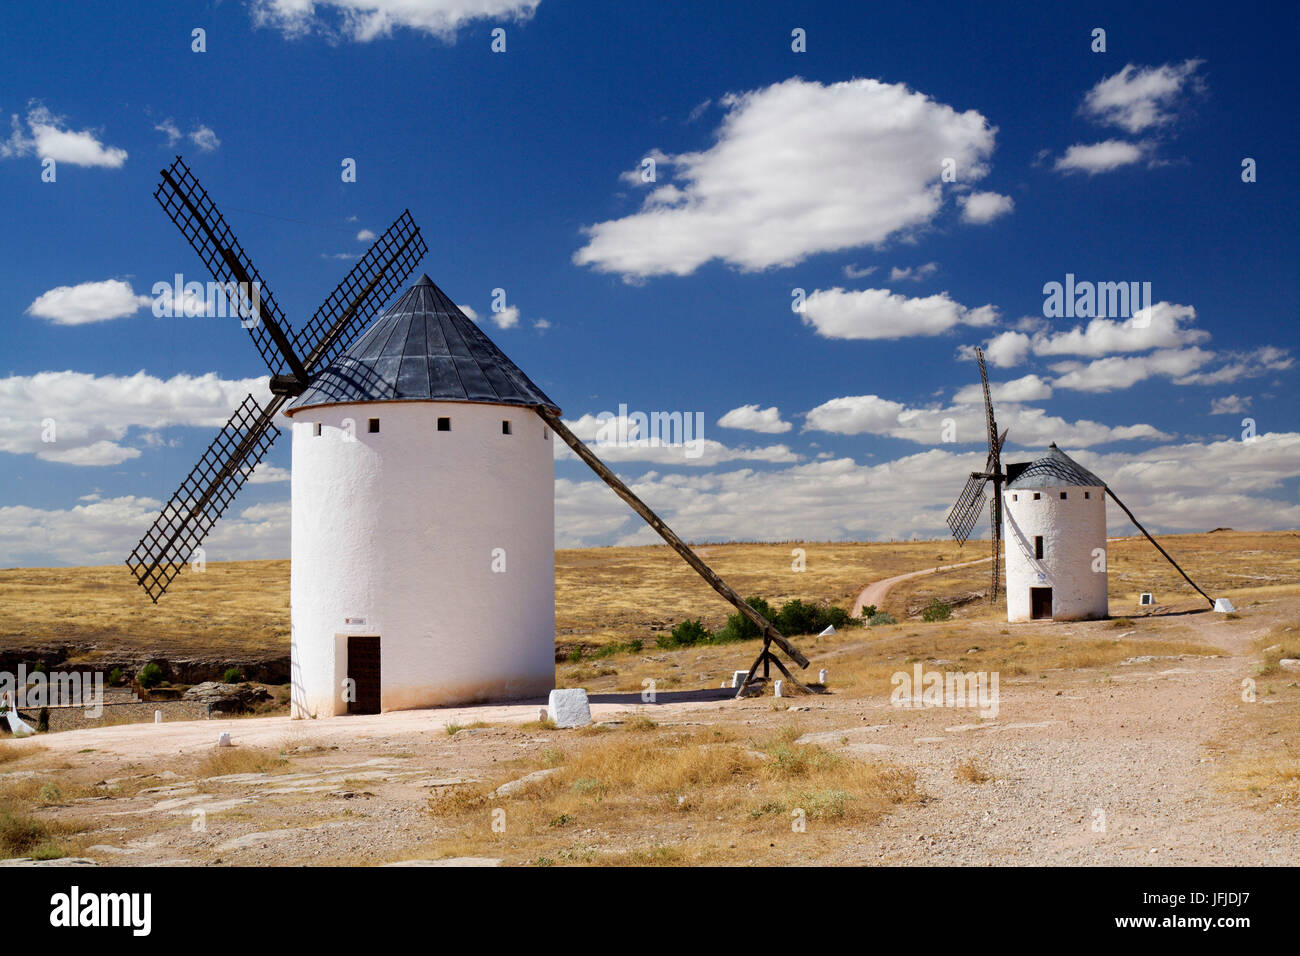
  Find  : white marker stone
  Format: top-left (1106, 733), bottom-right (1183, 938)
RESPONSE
top-left (547, 688), bottom-right (591, 728)
top-left (1139, 593), bottom-right (1154, 606)
top-left (774, 680), bottom-right (784, 698)
top-left (154, 710), bottom-right (162, 724)
top-left (731, 670), bottom-right (749, 688)
top-left (819, 669), bottom-right (828, 684)
top-left (218, 732), bottom-right (232, 748)
top-left (1213, 598), bottom-right (1235, 613)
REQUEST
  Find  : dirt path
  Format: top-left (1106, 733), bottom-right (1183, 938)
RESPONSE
top-left (804, 602), bottom-right (1297, 864)
top-left (851, 556), bottom-right (993, 616)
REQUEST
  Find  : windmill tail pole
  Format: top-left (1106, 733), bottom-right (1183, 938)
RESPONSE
top-left (538, 408), bottom-right (809, 669)
top-left (1105, 487), bottom-right (1215, 608)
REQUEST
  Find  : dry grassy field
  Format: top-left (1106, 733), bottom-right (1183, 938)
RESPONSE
top-left (0, 530), bottom-right (1296, 866)
top-left (3, 529), bottom-right (1294, 667)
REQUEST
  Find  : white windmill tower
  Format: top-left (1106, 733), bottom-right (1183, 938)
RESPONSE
top-left (283, 275), bottom-right (561, 716)
top-left (127, 159), bottom-right (816, 713)
top-left (1001, 444), bottom-right (1108, 621)
top-left (947, 348), bottom-right (1218, 622)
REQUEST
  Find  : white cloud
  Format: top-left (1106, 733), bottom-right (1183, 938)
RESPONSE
top-left (1050, 347), bottom-right (1215, 392)
top-left (959, 190), bottom-right (1014, 224)
top-left (1, 104), bottom-right (127, 168)
top-left (0, 494), bottom-right (290, 568)
top-left (490, 305), bottom-right (520, 330)
top-left (1054, 140), bottom-right (1144, 175)
top-left (1082, 60), bottom-right (1204, 134)
top-left (1031, 302), bottom-right (1210, 357)
top-left (800, 287), bottom-right (997, 340)
top-left (953, 374), bottom-right (1053, 404)
top-left (533, 318), bottom-right (551, 330)
top-left (248, 462), bottom-right (291, 483)
top-left (574, 77), bottom-right (998, 278)
top-left (1209, 395), bottom-right (1250, 415)
top-left (717, 404), bottom-right (792, 434)
top-left (889, 262), bottom-right (939, 282)
top-left (26, 280), bottom-right (152, 325)
top-left (250, 0), bottom-right (539, 41)
top-left (458, 304), bottom-right (479, 321)
top-left (557, 430), bottom-right (1300, 548)
top-left (972, 330), bottom-right (1033, 368)
top-left (1172, 346), bottom-right (1293, 386)
top-left (189, 125), bottom-right (220, 152)
top-left (154, 118), bottom-right (182, 146)
top-left (803, 394), bottom-right (1170, 447)
top-left (0, 371), bottom-right (270, 467)
top-left (557, 412), bottom-right (799, 467)
top-left (843, 263), bottom-right (877, 279)
top-left (356, 229), bottom-right (378, 242)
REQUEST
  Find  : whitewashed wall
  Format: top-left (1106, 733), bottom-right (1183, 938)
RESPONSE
top-left (287, 400), bottom-right (556, 716)
top-left (1003, 485), bottom-right (1108, 622)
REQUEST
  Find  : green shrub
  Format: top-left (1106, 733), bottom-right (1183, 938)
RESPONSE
top-left (108, 667), bottom-right (123, 686)
top-left (858, 605), bottom-right (878, 621)
top-left (774, 598), bottom-right (820, 636)
top-left (657, 619), bottom-right (713, 649)
top-left (714, 596), bottom-right (774, 643)
top-left (137, 662), bottom-right (164, 689)
top-left (773, 599), bottom-right (852, 636)
top-left (222, 667), bottom-right (243, 684)
top-left (589, 638), bottom-right (643, 659)
top-left (922, 599), bottom-right (952, 623)
top-left (867, 612), bottom-right (897, 627)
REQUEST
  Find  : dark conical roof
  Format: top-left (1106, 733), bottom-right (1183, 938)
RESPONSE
top-left (1005, 443), bottom-right (1106, 489)
top-left (288, 275), bottom-right (559, 414)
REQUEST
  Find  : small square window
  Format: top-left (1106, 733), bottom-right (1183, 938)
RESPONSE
top-left (368, 418), bottom-right (380, 434)
top-left (1084, 491), bottom-right (1091, 499)
top-left (437, 417), bottom-right (451, 432)
top-left (312, 423), bottom-right (322, 437)
top-left (1033, 492), bottom-right (1041, 500)
top-left (1060, 491), bottom-right (1067, 499)
top-left (502, 420), bottom-right (512, 435)
top-left (1012, 493), bottom-right (1018, 501)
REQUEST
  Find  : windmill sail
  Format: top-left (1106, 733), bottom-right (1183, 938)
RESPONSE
top-left (294, 210), bottom-right (426, 372)
top-left (154, 157), bottom-right (304, 382)
top-left (126, 395), bottom-right (281, 602)
top-left (127, 159), bottom-right (427, 601)
top-left (946, 472), bottom-right (988, 545)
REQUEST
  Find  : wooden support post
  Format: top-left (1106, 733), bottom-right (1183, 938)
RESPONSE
top-left (539, 408), bottom-right (810, 687)
top-left (1105, 487), bottom-right (1215, 607)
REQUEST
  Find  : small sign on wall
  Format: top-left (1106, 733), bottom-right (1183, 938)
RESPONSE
top-left (344, 617), bottom-right (367, 626)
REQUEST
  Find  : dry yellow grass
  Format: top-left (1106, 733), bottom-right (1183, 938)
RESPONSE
top-left (1209, 616), bottom-right (1300, 820)
top-left (194, 745), bottom-right (288, 779)
top-left (424, 723), bottom-right (920, 865)
top-left (2, 531), bottom-right (1294, 667)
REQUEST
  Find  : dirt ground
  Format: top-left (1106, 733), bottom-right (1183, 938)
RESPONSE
top-left (4, 585), bottom-right (1296, 866)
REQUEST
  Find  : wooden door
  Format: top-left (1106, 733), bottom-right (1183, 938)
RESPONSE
top-left (347, 635), bottom-right (381, 714)
top-left (1030, 587), bottom-right (1053, 620)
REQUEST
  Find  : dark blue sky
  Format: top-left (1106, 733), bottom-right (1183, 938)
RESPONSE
top-left (1, 0), bottom-right (1296, 566)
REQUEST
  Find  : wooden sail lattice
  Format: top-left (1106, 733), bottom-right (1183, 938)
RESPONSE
top-left (127, 158), bottom-right (425, 601)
